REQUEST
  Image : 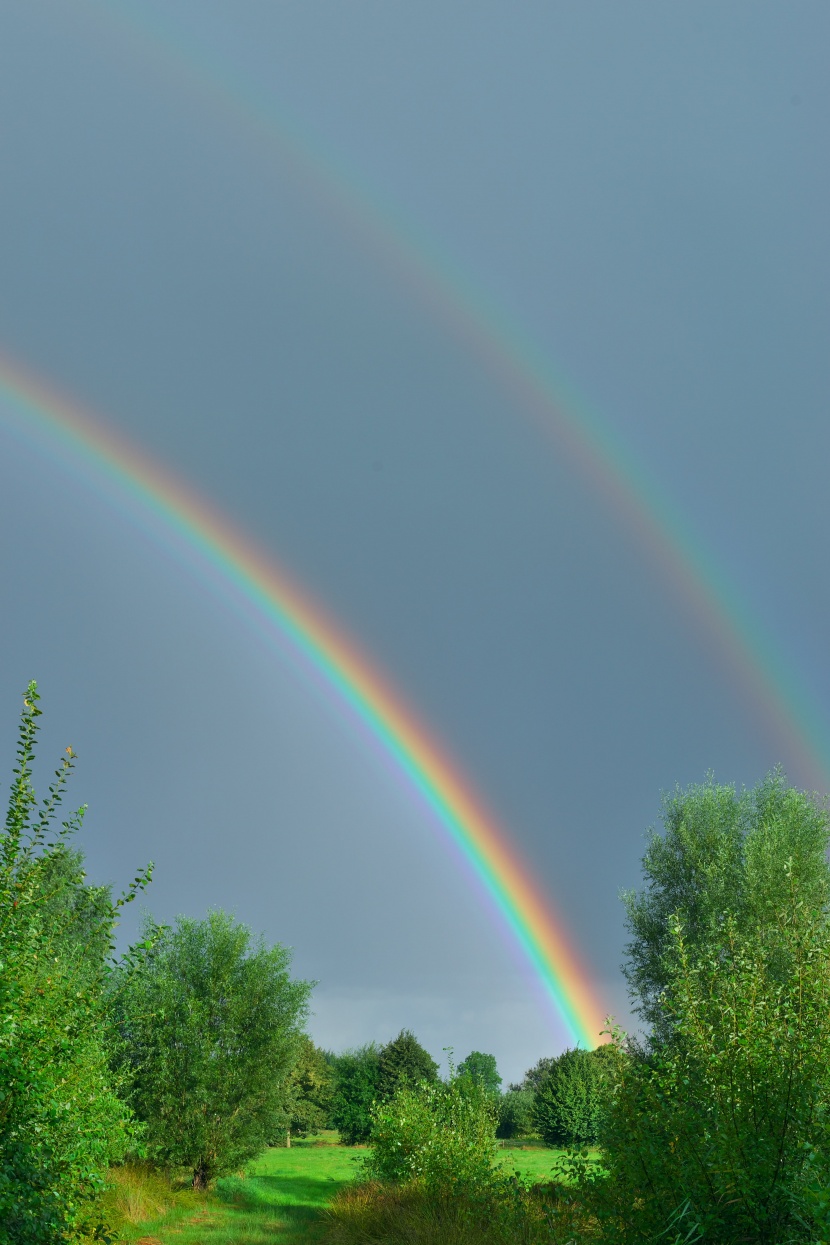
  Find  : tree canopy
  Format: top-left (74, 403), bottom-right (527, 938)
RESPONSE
top-left (457, 1050), bottom-right (502, 1096)
top-left (622, 771), bottom-right (830, 1041)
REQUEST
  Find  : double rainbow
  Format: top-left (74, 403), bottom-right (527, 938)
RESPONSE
top-left (0, 355), bottom-right (606, 1049)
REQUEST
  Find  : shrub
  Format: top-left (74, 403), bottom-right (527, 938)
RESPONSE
top-left (367, 1072), bottom-right (498, 1197)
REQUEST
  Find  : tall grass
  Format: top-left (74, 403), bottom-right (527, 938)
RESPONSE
top-left (323, 1177), bottom-right (596, 1245)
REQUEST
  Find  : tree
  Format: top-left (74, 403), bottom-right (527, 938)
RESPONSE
top-left (281, 1035), bottom-right (334, 1142)
top-left (496, 1088), bottom-right (535, 1139)
top-left (0, 683), bottom-right (150, 1241)
top-left (114, 909), bottom-right (311, 1187)
top-left (532, 1046), bottom-right (612, 1146)
top-left (377, 1029), bottom-right (439, 1101)
top-left (597, 889), bottom-right (830, 1244)
top-left (457, 1050), bottom-right (502, 1096)
top-left (330, 1044), bottom-right (381, 1145)
top-left (583, 773), bottom-right (830, 1244)
top-left (622, 771), bottom-right (830, 1041)
top-left (509, 1054), bottom-right (557, 1093)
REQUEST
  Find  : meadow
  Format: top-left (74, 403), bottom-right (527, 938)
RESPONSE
top-left (105, 1134), bottom-right (568, 1244)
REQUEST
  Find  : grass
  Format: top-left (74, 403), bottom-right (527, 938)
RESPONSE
top-left (495, 1139), bottom-right (569, 1184)
top-left (104, 1134), bottom-right (582, 1244)
top-left (104, 1134), bottom-right (361, 1245)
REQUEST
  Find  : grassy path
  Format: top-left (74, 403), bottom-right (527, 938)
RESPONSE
top-left (109, 1140), bottom-right (362, 1245)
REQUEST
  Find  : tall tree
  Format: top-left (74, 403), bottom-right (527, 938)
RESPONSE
top-left (0, 683), bottom-right (150, 1242)
top-left (377, 1030), bottom-right (439, 1101)
top-left (330, 1044), bottom-right (381, 1145)
top-left (114, 909), bottom-right (311, 1187)
top-left (282, 1035), bottom-right (334, 1142)
top-left (623, 771), bottom-right (830, 1040)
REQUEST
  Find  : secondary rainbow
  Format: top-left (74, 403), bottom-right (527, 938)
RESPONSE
top-left (0, 354), bottom-right (605, 1049)
top-left (80, 0), bottom-right (830, 792)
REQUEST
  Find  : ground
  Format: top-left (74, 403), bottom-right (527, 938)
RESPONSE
top-left (107, 1133), bottom-right (568, 1244)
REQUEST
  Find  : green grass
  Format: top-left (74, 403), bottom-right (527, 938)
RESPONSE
top-left (105, 1134), bottom-right (361, 1245)
top-left (105, 1135), bottom-right (579, 1244)
top-left (495, 1139), bottom-right (568, 1184)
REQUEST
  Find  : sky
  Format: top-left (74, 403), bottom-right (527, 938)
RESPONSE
top-left (0, 1), bottom-right (827, 1084)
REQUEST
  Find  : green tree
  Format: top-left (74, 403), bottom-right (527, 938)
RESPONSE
top-left (495, 1088), bottom-right (535, 1140)
top-left (0, 683), bottom-right (150, 1242)
top-left (581, 774), bottom-right (830, 1244)
top-left (622, 771), bottom-right (830, 1041)
top-left (281, 1035), bottom-right (334, 1142)
top-left (532, 1046), bottom-right (612, 1147)
top-left (510, 1055), bottom-right (557, 1093)
top-left (377, 1029), bottom-right (438, 1101)
top-left (330, 1045), bottom-right (381, 1145)
top-left (457, 1050), bottom-right (502, 1096)
top-left (596, 890), bottom-right (830, 1244)
top-left (114, 909), bottom-right (311, 1187)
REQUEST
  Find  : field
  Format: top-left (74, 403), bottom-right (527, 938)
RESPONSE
top-left (106, 1136), bottom-right (359, 1245)
top-left (105, 1134), bottom-right (567, 1244)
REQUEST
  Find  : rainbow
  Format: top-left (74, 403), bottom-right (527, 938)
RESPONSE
top-left (0, 354), bottom-right (606, 1049)
top-left (78, 0), bottom-right (830, 792)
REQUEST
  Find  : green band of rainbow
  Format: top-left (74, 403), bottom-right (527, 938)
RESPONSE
top-left (0, 355), bottom-right (606, 1049)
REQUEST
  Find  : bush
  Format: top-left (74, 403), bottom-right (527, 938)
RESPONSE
top-left (367, 1072), bottom-right (498, 1197)
top-left (0, 683), bottom-right (148, 1242)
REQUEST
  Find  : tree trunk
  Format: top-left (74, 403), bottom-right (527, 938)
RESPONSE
top-left (193, 1161), bottom-right (209, 1190)
top-left (286, 1129), bottom-right (291, 1148)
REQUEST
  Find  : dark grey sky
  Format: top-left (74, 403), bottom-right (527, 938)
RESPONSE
top-left (0, 1), bottom-right (827, 1082)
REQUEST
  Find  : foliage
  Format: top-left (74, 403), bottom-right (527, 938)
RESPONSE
top-left (509, 1055), bottom-right (557, 1093)
top-left (592, 858), bottom-right (830, 1244)
top-left (457, 1050), bottom-right (502, 1096)
top-left (377, 1030), bottom-right (439, 1101)
top-left (329, 1044), bottom-right (380, 1145)
top-left (533, 1047), bottom-right (613, 1147)
top-left (113, 909), bottom-right (312, 1187)
top-left (282, 1035), bottom-right (334, 1140)
top-left (622, 770), bottom-right (830, 1041)
top-left (0, 683), bottom-right (149, 1243)
top-left (496, 1089), bottom-right (536, 1140)
top-left (366, 1071), bottom-right (499, 1196)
